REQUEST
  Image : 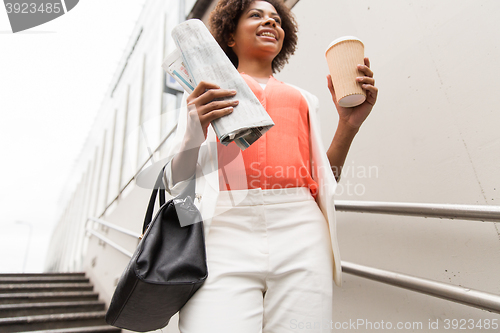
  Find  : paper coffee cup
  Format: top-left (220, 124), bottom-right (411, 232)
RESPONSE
top-left (325, 36), bottom-right (366, 107)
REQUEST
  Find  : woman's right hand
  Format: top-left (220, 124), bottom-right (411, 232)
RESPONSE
top-left (185, 81), bottom-right (239, 144)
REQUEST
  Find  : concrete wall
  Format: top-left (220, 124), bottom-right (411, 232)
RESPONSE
top-left (75, 0), bottom-right (500, 332)
top-left (275, 0), bottom-right (500, 330)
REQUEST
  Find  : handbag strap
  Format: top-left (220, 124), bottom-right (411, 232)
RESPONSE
top-left (141, 166), bottom-right (196, 234)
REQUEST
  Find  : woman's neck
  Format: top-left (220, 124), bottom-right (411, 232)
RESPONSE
top-left (237, 58), bottom-right (273, 80)
top-left (248, 76), bottom-right (270, 84)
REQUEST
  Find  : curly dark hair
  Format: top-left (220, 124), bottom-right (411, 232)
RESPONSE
top-left (209, 0), bottom-right (298, 73)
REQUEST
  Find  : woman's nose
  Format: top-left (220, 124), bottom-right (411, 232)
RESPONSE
top-left (262, 17), bottom-right (276, 27)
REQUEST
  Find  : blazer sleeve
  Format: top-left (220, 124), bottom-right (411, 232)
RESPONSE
top-left (163, 160), bottom-right (194, 196)
top-left (162, 91), bottom-right (193, 196)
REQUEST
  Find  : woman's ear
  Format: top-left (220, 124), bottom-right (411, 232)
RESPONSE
top-left (228, 34), bottom-right (235, 48)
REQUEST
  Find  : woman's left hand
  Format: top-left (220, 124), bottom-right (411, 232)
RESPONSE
top-left (327, 57), bottom-right (378, 130)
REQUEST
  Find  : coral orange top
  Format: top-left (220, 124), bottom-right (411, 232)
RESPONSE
top-left (217, 73), bottom-right (319, 198)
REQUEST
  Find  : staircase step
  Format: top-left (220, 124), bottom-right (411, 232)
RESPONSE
top-left (0, 276), bottom-right (90, 285)
top-left (0, 301), bottom-right (105, 318)
top-left (0, 291), bottom-right (99, 305)
top-left (17, 325), bottom-right (121, 333)
top-left (0, 273), bottom-right (115, 332)
top-left (0, 273), bottom-right (85, 278)
top-left (0, 283), bottom-right (93, 294)
top-left (0, 311), bottom-right (108, 332)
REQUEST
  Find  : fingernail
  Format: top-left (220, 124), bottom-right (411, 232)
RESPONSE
top-left (230, 90), bottom-right (237, 94)
top-left (233, 100), bottom-right (239, 105)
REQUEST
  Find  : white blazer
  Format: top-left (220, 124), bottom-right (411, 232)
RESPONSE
top-left (163, 84), bottom-right (342, 287)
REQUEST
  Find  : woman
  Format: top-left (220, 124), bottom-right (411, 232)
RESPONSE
top-left (163, 0), bottom-right (378, 331)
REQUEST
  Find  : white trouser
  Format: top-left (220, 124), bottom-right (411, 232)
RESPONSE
top-left (178, 187), bottom-right (334, 333)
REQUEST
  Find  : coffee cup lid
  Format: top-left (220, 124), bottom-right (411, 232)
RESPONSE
top-left (325, 36), bottom-right (364, 55)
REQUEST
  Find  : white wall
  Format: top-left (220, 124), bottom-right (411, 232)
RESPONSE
top-left (53, 0), bottom-right (500, 331)
top-left (276, 0), bottom-right (500, 330)
top-left (278, 0), bottom-right (500, 205)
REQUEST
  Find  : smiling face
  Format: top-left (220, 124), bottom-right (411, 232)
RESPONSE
top-left (229, 0), bottom-right (285, 66)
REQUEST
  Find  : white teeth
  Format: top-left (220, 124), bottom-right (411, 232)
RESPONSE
top-left (260, 32), bottom-right (276, 39)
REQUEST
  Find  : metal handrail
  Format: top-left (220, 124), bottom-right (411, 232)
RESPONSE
top-left (342, 261), bottom-right (500, 314)
top-left (88, 217), bottom-right (141, 239)
top-left (85, 228), bottom-right (133, 258)
top-left (90, 201), bottom-right (500, 243)
top-left (85, 223), bottom-right (500, 314)
top-left (87, 200), bottom-right (500, 314)
top-left (335, 200), bottom-right (500, 222)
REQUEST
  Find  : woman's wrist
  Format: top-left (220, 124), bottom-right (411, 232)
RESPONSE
top-left (334, 119), bottom-right (359, 145)
top-left (326, 119), bottom-right (359, 181)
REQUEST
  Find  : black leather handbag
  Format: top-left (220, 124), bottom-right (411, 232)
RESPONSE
top-left (105, 167), bottom-right (208, 332)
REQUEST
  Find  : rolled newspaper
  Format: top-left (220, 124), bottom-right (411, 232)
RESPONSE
top-left (166, 19), bottom-right (274, 150)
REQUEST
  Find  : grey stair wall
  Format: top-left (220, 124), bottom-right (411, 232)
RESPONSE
top-left (0, 273), bottom-right (121, 333)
